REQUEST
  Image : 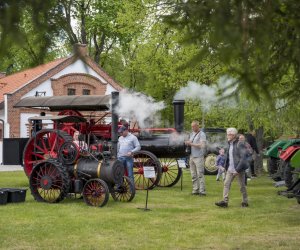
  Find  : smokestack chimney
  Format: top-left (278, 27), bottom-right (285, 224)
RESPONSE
top-left (173, 100), bottom-right (185, 133)
top-left (111, 92), bottom-right (119, 158)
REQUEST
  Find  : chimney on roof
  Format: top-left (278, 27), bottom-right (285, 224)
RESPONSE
top-left (73, 43), bottom-right (88, 57)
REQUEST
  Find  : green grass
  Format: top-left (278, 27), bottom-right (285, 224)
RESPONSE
top-left (0, 170), bottom-right (300, 250)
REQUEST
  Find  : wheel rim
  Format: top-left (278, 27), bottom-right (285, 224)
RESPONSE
top-left (30, 161), bottom-right (69, 203)
top-left (158, 158), bottom-right (182, 187)
top-left (110, 176), bottom-right (135, 202)
top-left (133, 151), bottom-right (162, 190)
top-left (23, 129), bottom-right (72, 177)
top-left (83, 179), bottom-right (109, 207)
top-left (204, 153), bottom-right (218, 174)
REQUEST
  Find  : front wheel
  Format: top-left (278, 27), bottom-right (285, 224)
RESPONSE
top-left (110, 176), bottom-right (135, 202)
top-left (83, 179), bottom-right (109, 207)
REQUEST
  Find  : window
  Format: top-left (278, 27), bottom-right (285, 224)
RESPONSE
top-left (82, 89), bottom-right (90, 95)
top-left (67, 88), bottom-right (76, 95)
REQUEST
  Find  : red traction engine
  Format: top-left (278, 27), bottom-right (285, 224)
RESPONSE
top-left (23, 115), bottom-right (135, 207)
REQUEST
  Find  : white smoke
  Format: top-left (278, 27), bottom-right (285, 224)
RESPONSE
top-left (117, 90), bottom-right (165, 128)
top-left (174, 81), bottom-right (216, 112)
top-left (174, 76), bottom-right (237, 110)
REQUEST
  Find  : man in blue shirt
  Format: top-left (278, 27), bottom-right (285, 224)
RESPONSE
top-left (117, 126), bottom-right (141, 184)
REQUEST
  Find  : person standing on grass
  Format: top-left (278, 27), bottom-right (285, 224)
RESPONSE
top-left (238, 134), bottom-right (253, 185)
top-left (246, 130), bottom-right (260, 177)
top-left (185, 120), bottom-right (207, 196)
top-left (216, 148), bottom-right (226, 181)
top-left (215, 128), bottom-right (249, 208)
top-left (117, 125), bottom-right (141, 184)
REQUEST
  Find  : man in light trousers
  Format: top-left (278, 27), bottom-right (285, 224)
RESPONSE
top-left (185, 121), bottom-right (207, 196)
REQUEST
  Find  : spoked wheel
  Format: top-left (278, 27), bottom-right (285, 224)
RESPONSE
top-left (29, 160), bottom-right (70, 203)
top-left (204, 153), bottom-right (218, 175)
top-left (110, 176), bottom-right (136, 202)
top-left (133, 150), bottom-right (162, 190)
top-left (58, 141), bottom-right (79, 165)
top-left (158, 158), bottom-right (182, 187)
top-left (83, 179), bottom-right (109, 207)
top-left (23, 129), bottom-right (73, 177)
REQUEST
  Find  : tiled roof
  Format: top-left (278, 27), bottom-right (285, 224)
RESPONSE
top-left (0, 57), bottom-right (69, 102)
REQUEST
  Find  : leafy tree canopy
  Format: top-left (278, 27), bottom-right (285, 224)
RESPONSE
top-left (163, 0), bottom-right (300, 102)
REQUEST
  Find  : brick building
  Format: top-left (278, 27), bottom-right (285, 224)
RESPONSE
top-left (0, 44), bottom-right (123, 139)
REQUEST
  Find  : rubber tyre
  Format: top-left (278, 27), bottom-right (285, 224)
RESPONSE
top-left (283, 162), bottom-right (294, 189)
top-left (268, 157), bottom-right (279, 175)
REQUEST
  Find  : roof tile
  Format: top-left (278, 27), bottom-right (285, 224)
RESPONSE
top-left (0, 57), bottom-right (68, 102)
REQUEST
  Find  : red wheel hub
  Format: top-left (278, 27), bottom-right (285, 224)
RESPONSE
top-left (162, 166), bottom-right (169, 172)
top-left (40, 175), bottom-right (52, 189)
top-left (138, 167), bottom-right (144, 174)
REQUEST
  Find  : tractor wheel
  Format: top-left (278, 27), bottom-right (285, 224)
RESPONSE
top-left (29, 160), bottom-right (70, 203)
top-left (268, 157), bottom-right (280, 175)
top-left (283, 162), bottom-right (294, 189)
top-left (23, 129), bottom-right (73, 177)
top-left (58, 141), bottom-right (80, 165)
top-left (158, 158), bottom-right (182, 187)
top-left (110, 176), bottom-right (135, 202)
top-left (204, 153), bottom-right (218, 175)
top-left (133, 150), bottom-right (162, 190)
top-left (83, 179), bottom-right (109, 207)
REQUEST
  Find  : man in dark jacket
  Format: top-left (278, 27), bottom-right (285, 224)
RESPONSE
top-left (215, 128), bottom-right (249, 208)
top-left (246, 130), bottom-right (260, 177)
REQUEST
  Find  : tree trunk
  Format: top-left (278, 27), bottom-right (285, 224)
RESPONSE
top-left (255, 126), bottom-right (264, 175)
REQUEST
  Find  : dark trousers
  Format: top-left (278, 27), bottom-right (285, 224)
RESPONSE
top-left (250, 160), bottom-right (255, 175)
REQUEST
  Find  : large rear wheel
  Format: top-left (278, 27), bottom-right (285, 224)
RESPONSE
top-left (29, 160), bottom-right (70, 203)
top-left (133, 150), bottom-right (162, 190)
top-left (23, 129), bottom-right (72, 177)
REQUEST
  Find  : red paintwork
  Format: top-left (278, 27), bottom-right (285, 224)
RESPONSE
top-left (56, 110), bottom-right (177, 139)
top-left (279, 145), bottom-right (300, 161)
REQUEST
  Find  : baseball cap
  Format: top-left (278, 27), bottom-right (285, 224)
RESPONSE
top-left (118, 126), bottom-right (128, 133)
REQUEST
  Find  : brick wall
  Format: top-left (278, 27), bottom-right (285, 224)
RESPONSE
top-left (8, 67), bottom-right (108, 137)
top-left (51, 73), bottom-right (107, 96)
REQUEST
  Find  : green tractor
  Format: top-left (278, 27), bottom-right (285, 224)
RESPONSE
top-left (278, 145), bottom-right (300, 204)
top-left (264, 138), bottom-right (300, 181)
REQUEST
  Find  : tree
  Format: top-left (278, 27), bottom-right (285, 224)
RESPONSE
top-left (163, 0), bottom-right (300, 101)
top-left (0, 1), bottom-right (60, 71)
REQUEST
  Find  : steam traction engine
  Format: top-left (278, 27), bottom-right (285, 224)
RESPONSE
top-left (17, 95), bottom-right (189, 194)
top-left (16, 94), bottom-right (142, 207)
top-left (24, 115), bottom-right (136, 207)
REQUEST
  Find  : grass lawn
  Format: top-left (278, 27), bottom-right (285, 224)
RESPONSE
top-left (0, 169), bottom-right (300, 250)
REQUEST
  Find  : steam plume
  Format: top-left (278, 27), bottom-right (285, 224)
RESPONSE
top-left (117, 90), bottom-right (165, 128)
